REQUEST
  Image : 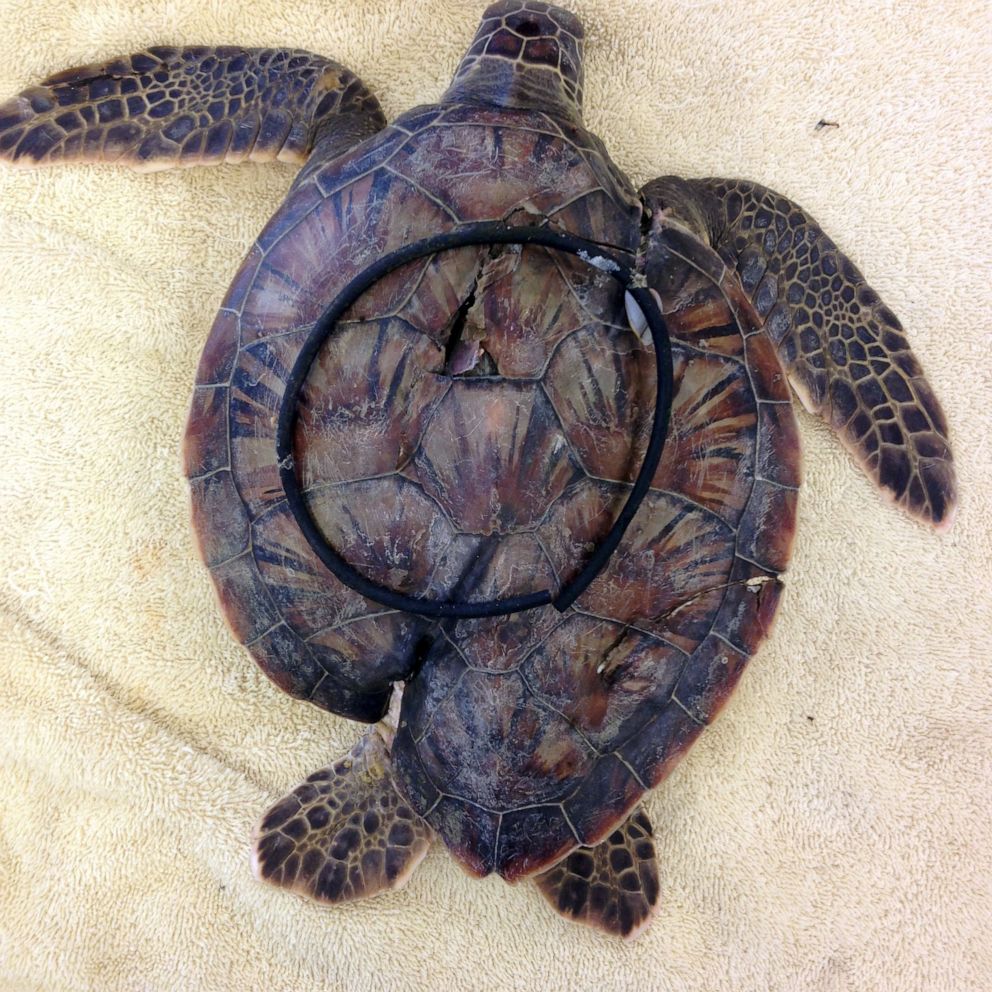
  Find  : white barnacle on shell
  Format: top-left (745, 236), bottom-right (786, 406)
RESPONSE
top-left (624, 290), bottom-right (650, 342)
top-left (577, 249), bottom-right (621, 273)
top-left (745, 575), bottom-right (774, 593)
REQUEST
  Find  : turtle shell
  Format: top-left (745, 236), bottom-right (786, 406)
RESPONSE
top-left (183, 101), bottom-right (800, 880)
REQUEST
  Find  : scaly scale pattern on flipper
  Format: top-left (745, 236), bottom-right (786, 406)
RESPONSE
top-left (252, 731), bottom-right (432, 903)
top-left (534, 807), bottom-right (660, 939)
top-left (644, 176), bottom-right (956, 528)
top-left (0, 47), bottom-right (384, 170)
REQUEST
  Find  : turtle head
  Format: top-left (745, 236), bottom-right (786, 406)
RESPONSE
top-left (442, 1), bottom-right (585, 122)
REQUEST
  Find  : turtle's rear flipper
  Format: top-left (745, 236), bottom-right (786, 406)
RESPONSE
top-left (642, 176), bottom-right (956, 530)
top-left (0, 47), bottom-right (384, 171)
top-left (252, 730), bottom-right (432, 904)
top-left (534, 808), bottom-right (660, 940)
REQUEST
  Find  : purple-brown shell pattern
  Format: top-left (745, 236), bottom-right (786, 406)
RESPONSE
top-left (184, 104), bottom-right (800, 880)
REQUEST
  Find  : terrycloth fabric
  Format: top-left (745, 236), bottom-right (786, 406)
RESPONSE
top-left (0, 0), bottom-right (989, 989)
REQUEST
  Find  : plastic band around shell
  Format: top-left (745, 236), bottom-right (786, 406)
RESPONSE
top-left (276, 222), bottom-right (674, 619)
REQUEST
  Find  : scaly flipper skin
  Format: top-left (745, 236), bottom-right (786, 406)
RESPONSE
top-left (0, 47), bottom-right (385, 171)
top-left (643, 176), bottom-right (956, 529)
top-left (252, 731), bottom-right (433, 903)
top-left (534, 808), bottom-right (660, 940)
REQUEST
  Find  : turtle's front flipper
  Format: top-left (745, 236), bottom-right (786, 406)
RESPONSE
top-left (252, 730), bottom-right (432, 904)
top-left (534, 808), bottom-right (660, 940)
top-left (642, 176), bottom-right (956, 529)
top-left (0, 47), bottom-right (384, 171)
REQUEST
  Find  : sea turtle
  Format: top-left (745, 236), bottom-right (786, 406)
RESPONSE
top-left (0, 1), bottom-right (955, 939)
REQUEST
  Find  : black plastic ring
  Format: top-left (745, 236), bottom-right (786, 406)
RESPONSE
top-left (276, 222), bottom-right (674, 619)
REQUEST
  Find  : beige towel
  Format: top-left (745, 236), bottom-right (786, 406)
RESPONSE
top-left (1, 1), bottom-right (989, 989)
